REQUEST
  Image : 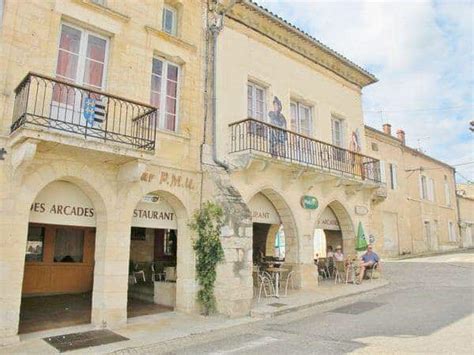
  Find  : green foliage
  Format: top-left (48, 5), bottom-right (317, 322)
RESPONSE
top-left (188, 201), bottom-right (225, 315)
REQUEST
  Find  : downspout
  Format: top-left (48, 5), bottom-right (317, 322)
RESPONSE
top-left (208, 0), bottom-right (241, 171)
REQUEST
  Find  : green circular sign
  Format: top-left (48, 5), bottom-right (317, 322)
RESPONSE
top-left (301, 195), bottom-right (318, 210)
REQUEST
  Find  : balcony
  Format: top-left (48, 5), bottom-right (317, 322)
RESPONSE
top-left (10, 73), bottom-right (157, 151)
top-left (229, 118), bottom-right (382, 183)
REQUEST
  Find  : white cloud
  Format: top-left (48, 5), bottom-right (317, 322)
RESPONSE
top-left (257, 0), bottom-right (474, 181)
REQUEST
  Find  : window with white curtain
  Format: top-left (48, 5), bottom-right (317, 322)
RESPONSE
top-left (54, 228), bottom-right (84, 263)
top-left (150, 57), bottom-right (180, 131)
top-left (290, 101), bottom-right (312, 137)
top-left (54, 23), bottom-right (108, 104)
top-left (247, 82), bottom-right (266, 120)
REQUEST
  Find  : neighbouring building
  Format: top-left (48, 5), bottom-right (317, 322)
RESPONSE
top-left (0, 0), bottom-right (207, 344)
top-left (204, 0), bottom-right (383, 317)
top-left (457, 183), bottom-right (474, 248)
top-left (365, 124), bottom-right (460, 256)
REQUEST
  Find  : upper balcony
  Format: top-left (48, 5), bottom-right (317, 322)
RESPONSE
top-left (229, 118), bottom-right (382, 184)
top-left (10, 73), bottom-right (157, 154)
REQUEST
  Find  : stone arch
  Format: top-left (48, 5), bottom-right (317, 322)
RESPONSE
top-left (246, 187), bottom-right (299, 266)
top-left (315, 200), bottom-right (356, 253)
top-left (119, 184), bottom-right (197, 314)
top-left (6, 161), bottom-right (112, 336)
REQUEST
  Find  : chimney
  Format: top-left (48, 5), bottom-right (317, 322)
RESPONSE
top-left (396, 129), bottom-right (406, 145)
top-left (383, 123), bottom-right (392, 135)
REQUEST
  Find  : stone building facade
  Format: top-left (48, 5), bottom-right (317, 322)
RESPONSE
top-left (365, 125), bottom-right (460, 256)
top-left (0, 0), bottom-right (207, 344)
top-left (456, 184), bottom-right (474, 248)
top-left (207, 1), bottom-right (383, 316)
top-left (4, 0), bottom-right (460, 346)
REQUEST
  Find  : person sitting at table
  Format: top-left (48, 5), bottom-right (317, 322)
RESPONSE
top-left (326, 245), bottom-right (334, 258)
top-left (334, 245), bottom-right (344, 261)
top-left (358, 244), bottom-right (381, 284)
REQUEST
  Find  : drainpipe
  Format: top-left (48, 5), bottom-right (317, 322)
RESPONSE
top-left (207, 0), bottom-right (241, 171)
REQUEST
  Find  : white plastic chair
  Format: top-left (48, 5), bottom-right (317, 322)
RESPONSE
top-left (257, 274), bottom-right (275, 302)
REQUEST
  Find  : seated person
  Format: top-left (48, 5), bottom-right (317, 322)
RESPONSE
top-left (334, 245), bottom-right (344, 261)
top-left (358, 244), bottom-right (381, 284)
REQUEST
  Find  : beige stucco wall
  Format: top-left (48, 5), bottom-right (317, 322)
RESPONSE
top-left (365, 127), bottom-right (459, 256)
top-left (215, 18), bottom-right (367, 163)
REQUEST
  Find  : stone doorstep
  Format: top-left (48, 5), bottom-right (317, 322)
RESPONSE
top-left (250, 280), bottom-right (390, 319)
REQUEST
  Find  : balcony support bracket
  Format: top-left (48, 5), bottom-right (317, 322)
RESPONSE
top-left (118, 159), bottom-right (148, 183)
top-left (11, 138), bottom-right (39, 177)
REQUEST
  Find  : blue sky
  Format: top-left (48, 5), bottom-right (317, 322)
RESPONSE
top-left (256, 0), bottom-right (473, 182)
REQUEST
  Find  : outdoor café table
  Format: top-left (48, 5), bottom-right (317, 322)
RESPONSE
top-left (266, 267), bottom-right (288, 298)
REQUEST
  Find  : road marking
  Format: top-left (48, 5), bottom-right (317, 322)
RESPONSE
top-left (210, 336), bottom-right (279, 354)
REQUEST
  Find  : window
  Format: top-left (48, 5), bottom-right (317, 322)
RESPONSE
top-left (444, 176), bottom-right (451, 206)
top-left (25, 226), bottom-right (45, 262)
top-left (247, 82), bottom-right (266, 120)
top-left (389, 163), bottom-right (398, 190)
top-left (91, 0), bottom-right (106, 5)
top-left (420, 175), bottom-right (428, 200)
top-left (54, 23), bottom-right (108, 104)
top-left (54, 228), bottom-right (84, 263)
top-left (428, 178), bottom-right (435, 201)
top-left (371, 142), bottom-right (379, 151)
top-left (448, 221), bottom-right (456, 242)
top-left (290, 101), bottom-right (312, 136)
top-left (162, 5), bottom-right (177, 35)
top-left (150, 58), bottom-right (180, 131)
top-left (331, 116), bottom-right (344, 148)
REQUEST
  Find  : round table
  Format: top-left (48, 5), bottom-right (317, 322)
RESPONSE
top-left (266, 267), bottom-right (288, 298)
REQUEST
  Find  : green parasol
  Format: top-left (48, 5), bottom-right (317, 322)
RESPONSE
top-left (355, 222), bottom-right (368, 251)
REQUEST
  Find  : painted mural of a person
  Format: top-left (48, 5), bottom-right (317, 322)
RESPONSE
top-left (349, 128), bottom-right (365, 179)
top-left (268, 96), bottom-right (287, 157)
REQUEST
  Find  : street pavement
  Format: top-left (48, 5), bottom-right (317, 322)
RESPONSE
top-left (117, 251), bottom-right (474, 355)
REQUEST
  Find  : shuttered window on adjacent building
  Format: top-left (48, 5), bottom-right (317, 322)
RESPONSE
top-left (389, 163), bottom-right (398, 190)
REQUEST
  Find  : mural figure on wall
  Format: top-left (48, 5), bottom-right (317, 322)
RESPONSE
top-left (349, 128), bottom-right (362, 153)
top-left (268, 96), bottom-right (287, 157)
top-left (349, 128), bottom-right (364, 178)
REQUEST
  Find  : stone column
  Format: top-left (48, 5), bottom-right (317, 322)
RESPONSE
top-left (203, 168), bottom-right (253, 317)
top-left (91, 217), bottom-right (130, 328)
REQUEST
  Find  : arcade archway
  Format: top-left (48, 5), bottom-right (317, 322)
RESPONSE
top-left (19, 180), bottom-right (99, 333)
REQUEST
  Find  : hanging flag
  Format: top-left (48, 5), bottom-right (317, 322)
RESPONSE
top-left (83, 97), bottom-right (105, 126)
top-left (355, 221), bottom-right (368, 251)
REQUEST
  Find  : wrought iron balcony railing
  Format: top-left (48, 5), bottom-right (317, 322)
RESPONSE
top-left (229, 118), bottom-right (382, 183)
top-left (11, 73), bottom-right (157, 151)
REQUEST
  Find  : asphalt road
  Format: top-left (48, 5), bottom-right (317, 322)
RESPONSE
top-left (124, 252), bottom-right (474, 354)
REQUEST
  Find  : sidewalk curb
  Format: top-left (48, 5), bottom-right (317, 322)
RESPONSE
top-left (250, 281), bottom-right (390, 319)
top-left (385, 247), bottom-right (473, 261)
